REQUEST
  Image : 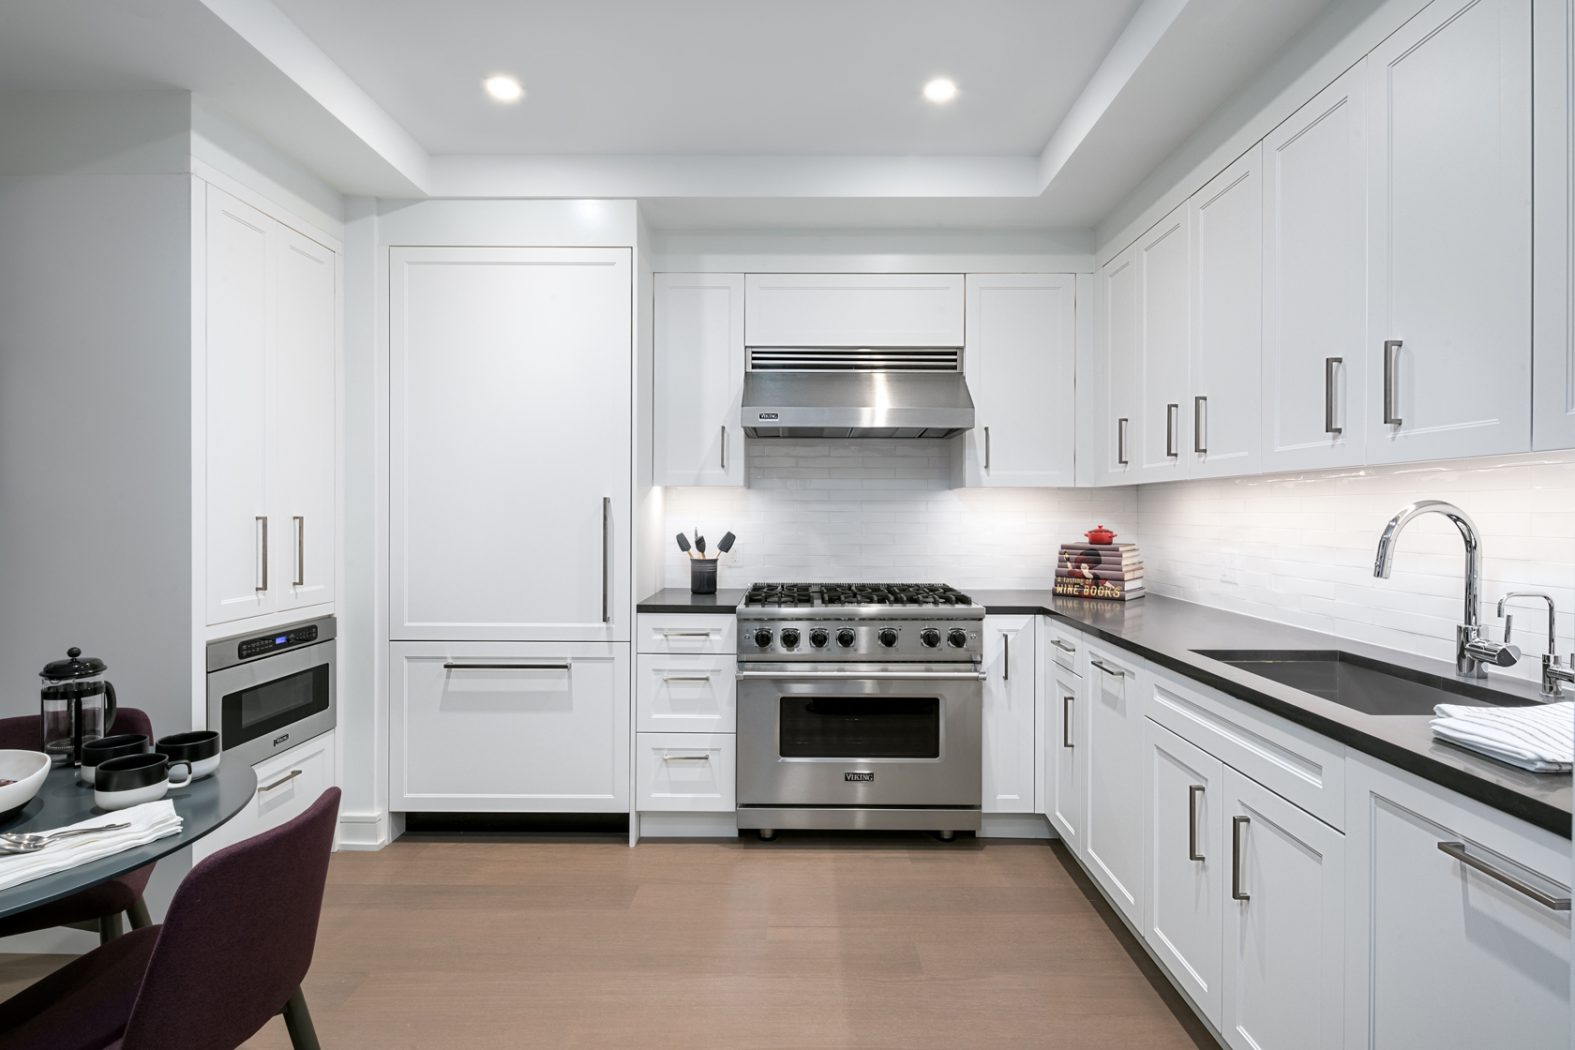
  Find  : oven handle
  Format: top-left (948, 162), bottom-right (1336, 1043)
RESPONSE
top-left (736, 670), bottom-right (987, 681)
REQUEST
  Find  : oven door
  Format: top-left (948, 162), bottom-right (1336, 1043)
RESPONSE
top-left (205, 640), bottom-right (336, 766)
top-left (735, 664), bottom-right (983, 809)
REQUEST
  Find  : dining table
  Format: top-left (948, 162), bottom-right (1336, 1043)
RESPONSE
top-left (0, 761), bottom-right (257, 919)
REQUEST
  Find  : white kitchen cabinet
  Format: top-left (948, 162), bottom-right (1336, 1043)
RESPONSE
top-left (957, 274), bottom-right (1076, 487)
top-left (653, 273), bottom-right (745, 486)
top-left (389, 246), bottom-right (631, 642)
top-left (635, 614), bottom-right (737, 655)
top-left (635, 732), bottom-right (736, 812)
top-left (635, 653), bottom-right (736, 734)
top-left (204, 186), bottom-right (336, 627)
top-left (1188, 147), bottom-right (1262, 479)
top-left (1134, 206), bottom-right (1191, 482)
top-left (1365, 0), bottom-right (1532, 463)
top-left (195, 729), bottom-right (336, 860)
top-left (390, 642), bottom-right (630, 812)
top-left (1222, 766), bottom-right (1345, 1050)
top-left (1045, 659), bottom-right (1084, 856)
top-left (1082, 642), bottom-right (1145, 924)
top-left (743, 273), bottom-right (964, 348)
top-left (1534, 0), bottom-right (1575, 451)
top-left (982, 616), bottom-right (1036, 814)
top-left (1145, 719), bottom-right (1225, 1029)
top-left (1261, 65), bottom-right (1368, 471)
top-left (1344, 753), bottom-right (1570, 1049)
top-left (1089, 246), bottom-right (1140, 484)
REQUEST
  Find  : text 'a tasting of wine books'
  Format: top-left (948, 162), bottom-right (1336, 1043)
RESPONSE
top-left (1055, 526), bottom-right (1144, 601)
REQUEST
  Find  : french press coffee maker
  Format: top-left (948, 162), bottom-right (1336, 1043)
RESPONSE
top-left (39, 647), bottom-right (118, 767)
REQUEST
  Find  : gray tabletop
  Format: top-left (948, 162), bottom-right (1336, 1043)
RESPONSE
top-left (0, 761), bottom-right (257, 919)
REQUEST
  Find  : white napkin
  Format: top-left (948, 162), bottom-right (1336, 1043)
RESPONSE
top-left (0, 800), bottom-right (183, 892)
top-left (1430, 701), bottom-right (1575, 773)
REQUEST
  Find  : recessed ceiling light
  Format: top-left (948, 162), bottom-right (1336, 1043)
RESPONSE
top-left (923, 77), bottom-right (959, 104)
top-left (483, 74), bottom-right (524, 103)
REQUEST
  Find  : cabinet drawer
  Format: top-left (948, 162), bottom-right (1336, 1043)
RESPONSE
top-left (636, 614), bottom-right (737, 655)
top-left (195, 730), bottom-right (335, 860)
top-left (390, 642), bottom-right (629, 812)
top-left (636, 654), bottom-right (736, 733)
top-left (1045, 620), bottom-right (1085, 675)
top-left (635, 733), bottom-right (736, 812)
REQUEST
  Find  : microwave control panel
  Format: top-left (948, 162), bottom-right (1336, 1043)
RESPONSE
top-left (236, 624), bottom-right (319, 661)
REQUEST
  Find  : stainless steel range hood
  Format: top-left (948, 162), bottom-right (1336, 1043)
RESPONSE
top-left (741, 348), bottom-right (975, 439)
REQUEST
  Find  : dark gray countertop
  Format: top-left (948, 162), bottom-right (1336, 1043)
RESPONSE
top-left (972, 591), bottom-right (1572, 838)
top-left (637, 588), bottom-right (747, 615)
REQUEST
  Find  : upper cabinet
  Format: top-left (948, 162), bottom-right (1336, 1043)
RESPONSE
top-left (1533, 0), bottom-right (1575, 451)
top-left (1364, 0), bottom-right (1532, 463)
top-left (1188, 148), bottom-right (1263, 478)
top-left (204, 186), bottom-right (336, 627)
top-left (956, 274), bottom-right (1077, 487)
top-left (1086, 247), bottom-right (1140, 485)
top-left (1134, 206), bottom-right (1191, 483)
top-left (390, 246), bottom-right (632, 642)
top-left (743, 273), bottom-right (964, 347)
top-left (653, 274), bottom-right (745, 487)
top-left (1261, 66), bottom-right (1368, 472)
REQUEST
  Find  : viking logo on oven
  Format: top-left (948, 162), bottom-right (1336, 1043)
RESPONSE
top-left (844, 771), bottom-right (875, 782)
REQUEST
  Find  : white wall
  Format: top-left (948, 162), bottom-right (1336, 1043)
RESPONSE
top-left (662, 439), bottom-right (1136, 590)
top-left (1138, 452), bottom-right (1575, 688)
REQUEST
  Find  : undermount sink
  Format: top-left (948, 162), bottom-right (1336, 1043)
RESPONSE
top-left (1191, 649), bottom-right (1540, 717)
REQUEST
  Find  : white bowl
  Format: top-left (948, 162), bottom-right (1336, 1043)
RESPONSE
top-left (0, 750), bottom-right (51, 815)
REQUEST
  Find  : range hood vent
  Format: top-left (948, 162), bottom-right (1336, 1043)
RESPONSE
top-left (742, 346), bottom-right (974, 439)
top-left (747, 347), bottom-right (962, 372)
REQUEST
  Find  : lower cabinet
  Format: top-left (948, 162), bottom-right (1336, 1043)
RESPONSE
top-left (1345, 753), bottom-right (1571, 1049)
top-left (634, 732), bottom-right (736, 812)
top-left (1083, 642), bottom-right (1145, 924)
top-left (195, 729), bottom-right (336, 860)
top-left (390, 642), bottom-right (630, 812)
top-left (982, 616), bottom-right (1036, 813)
top-left (1043, 659), bottom-right (1084, 855)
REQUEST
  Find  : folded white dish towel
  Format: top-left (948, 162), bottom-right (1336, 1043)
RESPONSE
top-left (0, 800), bottom-right (183, 892)
top-left (1430, 701), bottom-right (1575, 773)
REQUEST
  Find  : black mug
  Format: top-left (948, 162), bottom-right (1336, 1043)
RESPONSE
top-left (78, 734), bottom-right (149, 786)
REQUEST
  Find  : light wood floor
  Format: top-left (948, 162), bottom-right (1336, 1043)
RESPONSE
top-left (0, 834), bottom-right (1215, 1049)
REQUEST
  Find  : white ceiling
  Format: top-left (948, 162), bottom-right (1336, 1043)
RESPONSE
top-left (269, 0), bottom-right (1141, 157)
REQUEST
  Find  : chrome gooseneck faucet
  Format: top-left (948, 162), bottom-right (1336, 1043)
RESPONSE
top-left (1497, 592), bottom-right (1574, 697)
top-left (1373, 500), bottom-right (1519, 679)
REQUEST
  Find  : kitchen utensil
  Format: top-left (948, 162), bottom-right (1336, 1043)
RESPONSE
top-left (676, 533), bottom-right (693, 559)
top-left (0, 751), bottom-right (50, 821)
top-left (689, 557), bottom-right (718, 595)
top-left (695, 532), bottom-right (706, 558)
top-left (717, 532), bottom-right (736, 557)
top-left (1084, 525), bottom-right (1117, 545)
top-left (40, 647), bottom-right (118, 768)
top-left (0, 822), bottom-right (131, 852)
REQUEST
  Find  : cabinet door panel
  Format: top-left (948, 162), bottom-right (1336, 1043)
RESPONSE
top-left (653, 274), bottom-right (745, 486)
top-left (1262, 65), bottom-right (1368, 470)
top-left (982, 617), bottom-right (1036, 813)
top-left (1189, 148), bottom-right (1262, 479)
top-left (743, 273), bottom-right (963, 347)
top-left (635, 732), bottom-right (736, 812)
top-left (1083, 645), bottom-right (1145, 923)
top-left (204, 187), bottom-right (274, 625)
top-left (1048, 663), bottom-right (1084, 855)
top-left (272, 226), bottom-right (336, 611)
top-left (1366, 0), bottom-right (1532, 462)
top-left (1222, 768), bottom-right (1344, 1050)
top-left (1093, 248), bottom-right (1140, 483)
top-left (1533, 0), bottom-right (1575, 450)
top-left (1136, 208), bottom-right (1191, 481)
top-left (390, 247), bottom-right (631, 641)
top-left (961, 274), bottom-right (1076, 487)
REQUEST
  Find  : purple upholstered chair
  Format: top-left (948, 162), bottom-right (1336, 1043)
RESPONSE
top-left (0, 710), bottom-right (158, 943)
top-left (0, 786), bottom-right (341, 1050)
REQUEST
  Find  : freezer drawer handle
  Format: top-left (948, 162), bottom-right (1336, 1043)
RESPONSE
top-left (1437, 841), bottom-right (1571, 911)
top-left (442, 662), bottom-right (572, 671)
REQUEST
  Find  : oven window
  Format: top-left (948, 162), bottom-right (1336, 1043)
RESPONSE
top-left (779, 696), bottom-right (940, 758)
top-left (221, 665), bottom-right (330, 747)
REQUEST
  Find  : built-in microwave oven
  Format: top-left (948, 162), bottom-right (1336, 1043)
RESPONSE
top-left (205, 615), bottom-right (336, 766)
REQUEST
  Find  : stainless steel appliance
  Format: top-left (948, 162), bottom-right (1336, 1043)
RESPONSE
top-left (735, 583), bottom-right (985, 837)
top-left (206, 615), bottom-right (335, 766)
top-left (741, 348), bottom-right (975, 438)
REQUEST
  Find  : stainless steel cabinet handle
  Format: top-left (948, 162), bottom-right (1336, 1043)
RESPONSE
top-left (1383, 339), bottom-right (1403, 426)
top-left (720, 425), bottom-right (727, 471)
top-left (736, 670), bottom-right (988, 682)
top-left (442, 662), bottom-right (572, 671)
top-left (1166, 403), bottom-right (1179, 458)
top-left (1193, 396), bottom-right (1207, 454)
top-left (1089, 659), bottom-right (1126, 679)
top-left (255, 516), bottom-right (268, 592)
top-left (259, 769), bottom-right (302, 793)
top-left (293, 515), bottom-right (305, 587)
top-left (1051, 639), bottom-right (1077, 655)
top-left (1117, 417), bottom-right (1129, 466)
top-left (1437, 841), bottom-right (1572, 911)
top-left (1324, 357), bottom-right (1343, 435)
top-left (1188, 785), bottom-right (1205, 861)
top-left (1232, 815), bottom-right (1250, 901)
top-left (1003, 634), bottom-right (1010, 681)
top-left (655, 629), bottom-right (713, 638)
top-left (1062, 694), bottom-right (1075, 748)
top-left (661, 752), bottom-right (712, 763)
top-left (658, 674), bottom-right (712, 683)
top-left (983, 426), bottom-right (991, 470)
top-left (601, 496), bottom-right (612, 624)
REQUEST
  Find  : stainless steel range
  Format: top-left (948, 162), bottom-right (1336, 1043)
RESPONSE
top-left (734, 583), bottom-right (985, 839)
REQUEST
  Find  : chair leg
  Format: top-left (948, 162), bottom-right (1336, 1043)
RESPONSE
top-left (282, 987), bottom-right (321, 1050)
top-left (98, 912), bottom-right (124, 945)
top-left (125, 897), bottom-right (153, 930)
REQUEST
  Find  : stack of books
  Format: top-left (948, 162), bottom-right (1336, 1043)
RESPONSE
top-left (1054, 541), bottom-right (1144, 601)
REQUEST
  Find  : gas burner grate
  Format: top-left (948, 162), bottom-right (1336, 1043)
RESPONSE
top-left (741, 583), bottom-right (975, 609)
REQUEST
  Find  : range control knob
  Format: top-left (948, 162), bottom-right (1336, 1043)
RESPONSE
top-left (836, 628), bottom-right (857, 648)
top-left (920, 628), bottom-right (942, 648)
top-left (878, 628), bottom-right (899, 648)
top-left (947, 629), bottom-right (969, 649)
top-left (779, 628), bottom-right (801, 649)
top-left (809, 628), bottom-right (830, 649)
top-left (754, 628), bottom-right (774, 648)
